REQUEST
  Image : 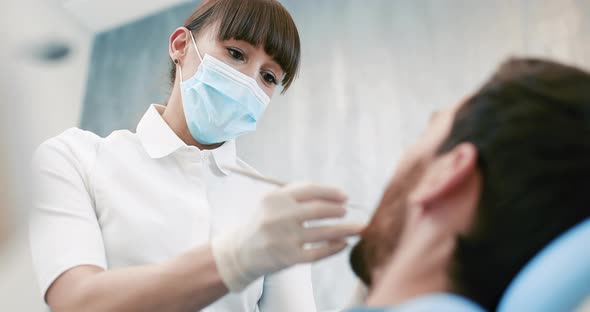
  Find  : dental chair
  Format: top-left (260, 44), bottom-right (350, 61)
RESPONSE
top-left (346, 218), bottom-right (590, 312)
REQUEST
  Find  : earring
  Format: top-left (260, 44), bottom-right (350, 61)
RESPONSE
top-left (174, 59), bottom-right (179, 64)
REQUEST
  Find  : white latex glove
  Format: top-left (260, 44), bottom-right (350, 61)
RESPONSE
top-left (212, 183), bottom-right (364, 292)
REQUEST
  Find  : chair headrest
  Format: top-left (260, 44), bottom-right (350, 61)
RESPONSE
top-left (498, 218), bottom-right (590, 312)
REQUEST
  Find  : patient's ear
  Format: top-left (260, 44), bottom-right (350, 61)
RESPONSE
top-left (409, 143), bottom-right (478, 209)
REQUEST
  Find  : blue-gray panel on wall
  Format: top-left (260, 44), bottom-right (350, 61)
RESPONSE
top-left (80, 1), bottom-right (200, 136)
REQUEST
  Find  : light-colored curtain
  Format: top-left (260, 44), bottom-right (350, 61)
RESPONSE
top-left (81, 0), bottom-right (590, 309)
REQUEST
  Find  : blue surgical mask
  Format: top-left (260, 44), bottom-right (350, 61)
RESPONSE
top-left (178, 32), bottom-right (271, 145)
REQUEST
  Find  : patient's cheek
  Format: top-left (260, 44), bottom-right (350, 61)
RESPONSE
top-left (350, 200), bottom-right (402, 286)
top-left (368, 201), bottom-right (407, 261)
top-left (353, 160), bottom-right (427, 284)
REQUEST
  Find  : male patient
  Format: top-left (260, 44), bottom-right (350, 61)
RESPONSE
top-left (349, 58), bottom-right (590, 311)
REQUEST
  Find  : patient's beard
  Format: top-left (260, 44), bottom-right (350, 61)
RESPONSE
top-left (350, 160), bottom-right (427, 287)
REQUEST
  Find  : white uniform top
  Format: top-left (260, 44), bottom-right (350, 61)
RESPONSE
top-left (30, 104), bottom-right (316, 311)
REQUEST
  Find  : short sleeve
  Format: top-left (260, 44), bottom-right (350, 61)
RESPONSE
top-left (29, 128), bottom-right (107, 300)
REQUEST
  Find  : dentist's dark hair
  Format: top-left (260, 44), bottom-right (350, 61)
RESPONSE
top-left (170, 0), bottom-right (301, 93)
top-left (437, 58), bottom-right (590, 310)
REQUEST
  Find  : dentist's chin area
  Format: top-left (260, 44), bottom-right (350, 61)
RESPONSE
top-left (2, 0), bottom-right (590, 311)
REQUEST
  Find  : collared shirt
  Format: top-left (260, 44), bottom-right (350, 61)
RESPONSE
top-left (30, 104), bottom-right (316, 311)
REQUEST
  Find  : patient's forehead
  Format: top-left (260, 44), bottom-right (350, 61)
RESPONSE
top-left (396, 99), bottom-right (466, 174)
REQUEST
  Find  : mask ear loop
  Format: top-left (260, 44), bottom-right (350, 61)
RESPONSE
top-left (176, 30), bottom-right (203, 84)
top-left (189, 31), bottom-right (203, 62)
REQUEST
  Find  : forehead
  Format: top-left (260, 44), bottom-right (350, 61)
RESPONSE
top-left (425, 100), bottom-right (465, 149)
top-left (395, 98), bottom-right (468, 174)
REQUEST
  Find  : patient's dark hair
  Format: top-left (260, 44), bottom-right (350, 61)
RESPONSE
top-left (438, 58), bottom-right (590, 310)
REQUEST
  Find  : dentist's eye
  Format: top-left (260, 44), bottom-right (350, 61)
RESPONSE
top-left (262, 72), bottom-right (278, 85)
top-left (227, 48), bottom-right (245, 61)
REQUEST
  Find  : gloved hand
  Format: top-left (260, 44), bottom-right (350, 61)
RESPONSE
top-left (211, 183), bottom-right (364, 292)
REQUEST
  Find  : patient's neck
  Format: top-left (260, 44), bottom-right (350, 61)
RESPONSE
top-left (366, 220), bottom-right (456, 307)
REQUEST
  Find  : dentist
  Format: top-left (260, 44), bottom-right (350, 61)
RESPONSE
top-left (30, 0), bottom-right (363, 311)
